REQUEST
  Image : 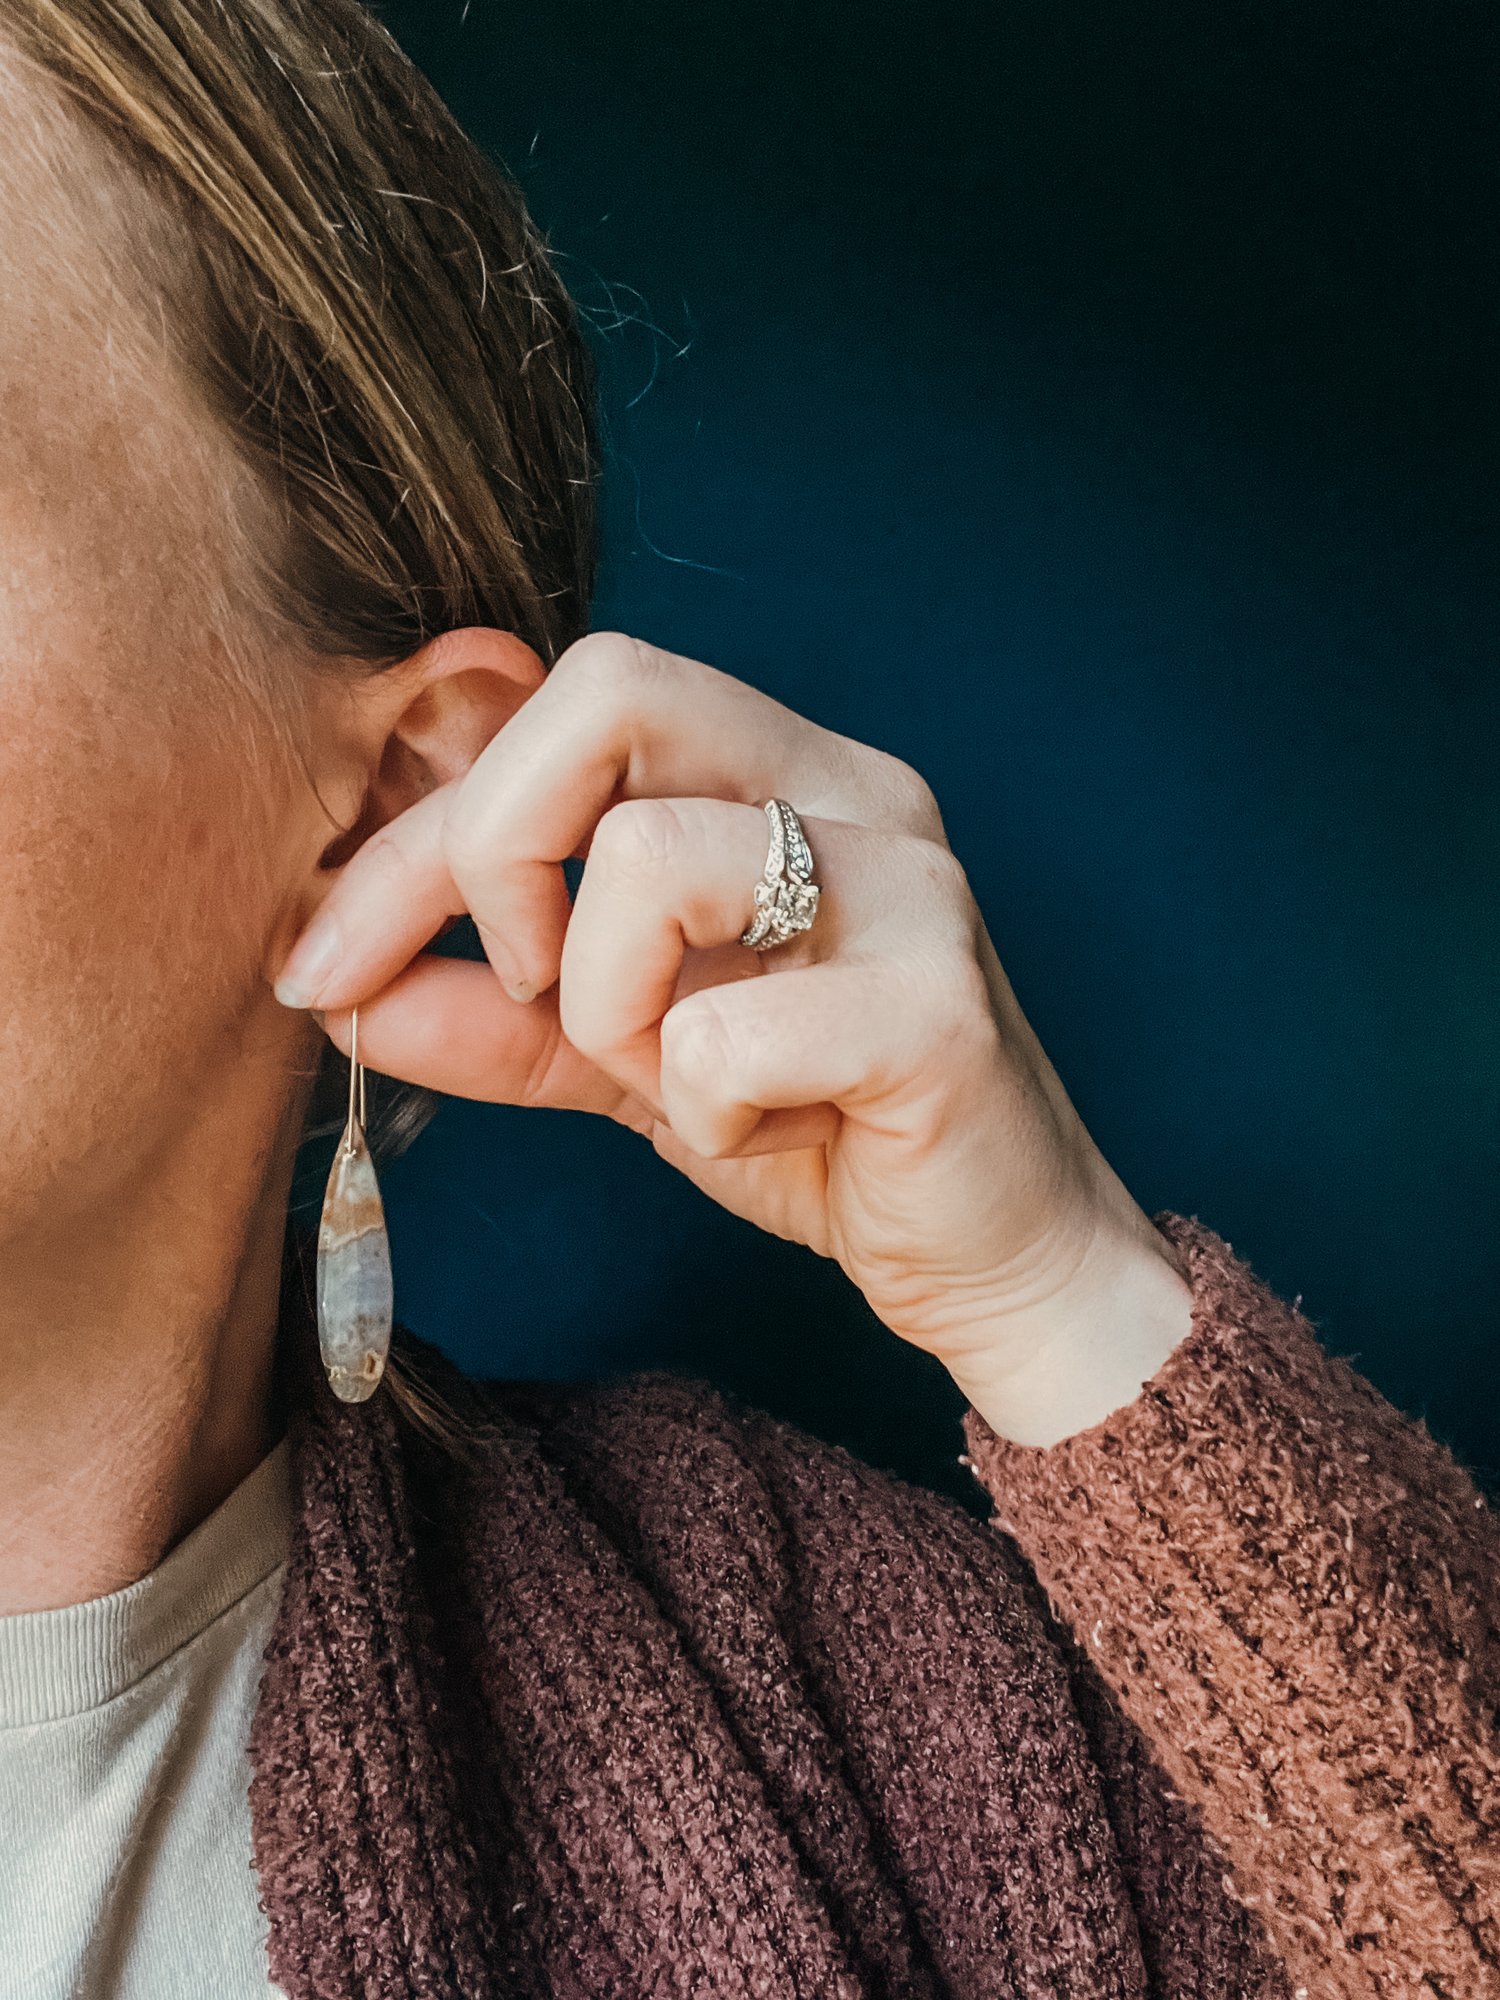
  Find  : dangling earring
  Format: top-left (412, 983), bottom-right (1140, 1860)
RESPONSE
top-left (316, 1006), bottom-right (394, 1403)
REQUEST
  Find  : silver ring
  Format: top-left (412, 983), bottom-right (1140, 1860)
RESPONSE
top-left (739, 798), bottom-right (821, 951)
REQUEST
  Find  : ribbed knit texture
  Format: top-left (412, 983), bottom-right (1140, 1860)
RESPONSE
top-left (962, 1214), bottom-right (1500, 1999)
top-left (247, 1216), bottom-right (1497, 1998)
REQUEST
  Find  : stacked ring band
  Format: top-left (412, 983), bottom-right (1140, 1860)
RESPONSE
top-left (739, 798), bottom-right (822, 950)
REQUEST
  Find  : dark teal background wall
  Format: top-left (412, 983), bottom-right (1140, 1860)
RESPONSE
top-left (296, 0), bottom-right (1498, 1507)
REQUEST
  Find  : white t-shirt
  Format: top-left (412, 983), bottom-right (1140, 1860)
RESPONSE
top-left (0, 1439), bottom-right (292, 1999)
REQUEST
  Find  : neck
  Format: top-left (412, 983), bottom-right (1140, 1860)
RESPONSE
top-left (0, 1058), bottom-right (314, 1616)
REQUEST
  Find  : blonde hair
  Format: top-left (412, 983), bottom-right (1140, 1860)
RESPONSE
top-left (5, 0), bottom-right (597, 658)
top-left (4, 0), bottom-right (601, 1427)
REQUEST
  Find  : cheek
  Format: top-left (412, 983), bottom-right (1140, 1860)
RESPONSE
top-left (1, 677), bottom-right (279, 987)
top-left (0, 642), bottom-right (296, 1225)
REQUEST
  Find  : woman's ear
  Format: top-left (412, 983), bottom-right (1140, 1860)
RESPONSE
top-left (318, 626), bottom-right (546, 870)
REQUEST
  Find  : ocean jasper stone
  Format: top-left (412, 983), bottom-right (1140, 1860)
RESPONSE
top-left (316, 1125), bottom-right (394, 1403)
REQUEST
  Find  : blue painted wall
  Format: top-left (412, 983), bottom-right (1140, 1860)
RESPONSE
top-left (295, 0), bottom-right (1498, 1505)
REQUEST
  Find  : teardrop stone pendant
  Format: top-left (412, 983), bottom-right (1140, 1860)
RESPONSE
top-left (316, 1009), bottom-right (393, 1403)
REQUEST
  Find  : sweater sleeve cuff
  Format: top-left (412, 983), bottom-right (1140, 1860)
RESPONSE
top-left (960, 1210), bottom-right (1353, 1535)
top-left (958, 1211), bottom-right (1500, 1999)
top-left (958, 1208), bottom-right (1495, 1609)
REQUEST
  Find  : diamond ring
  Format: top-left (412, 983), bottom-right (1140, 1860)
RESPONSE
top-left (739, 798), bottom-right (822, 951)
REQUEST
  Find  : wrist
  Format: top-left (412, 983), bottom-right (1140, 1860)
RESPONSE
top-left (952, 1211), bottom-right (1193, 1449)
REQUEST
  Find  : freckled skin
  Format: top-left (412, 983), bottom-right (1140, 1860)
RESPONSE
top-left (0, 55), bottom-right (343, 1610)
top-left (0, 163), bottom-right (287, 1231)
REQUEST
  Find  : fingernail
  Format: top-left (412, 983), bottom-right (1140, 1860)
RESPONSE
top-left (274, 919), bottom-right (342, 1009)
top-left (478, 923), bottom-right (535, 1005)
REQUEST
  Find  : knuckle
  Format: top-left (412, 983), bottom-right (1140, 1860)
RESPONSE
top-left (661, 990), bottom-right (739, 1085)
top-left (556, 629), bottom-right (668, 709)
top-left (892, 831), bottom-right (974, 920)
top-left (588, 796), bottom-right (690, 887)
top-left (862, 747), bottom-right (944, 835)
top-left (556, 967), bottom-right (607, 1058)
top-left (440, 792), bottom-right (501, 886)
top-left (900, 942), bottom-right (995, 1053)
top-left (934, 959), bottom-right (1000, 1062)
top-left (358, 821), bottom-right (422, 889)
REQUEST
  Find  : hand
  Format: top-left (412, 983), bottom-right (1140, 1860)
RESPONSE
top-left (274, 633), bottom-right (1191, 1446)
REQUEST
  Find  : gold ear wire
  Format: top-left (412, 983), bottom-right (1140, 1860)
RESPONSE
top-left (345, 1006), bottom-right (368, 1140)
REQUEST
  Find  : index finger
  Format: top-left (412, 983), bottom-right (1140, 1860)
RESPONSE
top-left (273, 777), bottom-right (467, 1011)
top-left (277, 631), bottom-right (880, 1012)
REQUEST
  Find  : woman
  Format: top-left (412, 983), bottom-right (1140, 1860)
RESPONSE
top-left (0, 1), bottom-right (1493, 1996)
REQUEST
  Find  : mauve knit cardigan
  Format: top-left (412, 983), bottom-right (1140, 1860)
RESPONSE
top-left (250, 1215), bottom-right (1500, 2000)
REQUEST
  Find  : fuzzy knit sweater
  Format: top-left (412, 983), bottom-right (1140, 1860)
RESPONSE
top-left (250, 1214), bottom-right (1500, 2000)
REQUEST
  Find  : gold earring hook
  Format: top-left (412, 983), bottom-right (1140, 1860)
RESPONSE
top-left (345, 1005), bottom-right (366, 1144)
